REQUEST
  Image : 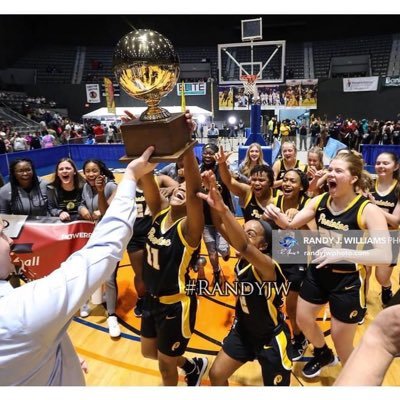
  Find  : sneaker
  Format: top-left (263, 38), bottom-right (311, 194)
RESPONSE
top-left (302, 347), bottom-right (338, 378)
top-left (381, 286), bottom-right (393, 306)
top-left (292, 338), bottom-right (309, 361)
top-left (80, 302), bottom-right (90, 318)
top-left (185, 357), bottom-right (209, 386)
top-left (133, 297), bottom-right (144, 318)
top-left (107, 315), bottom-right (121, 338)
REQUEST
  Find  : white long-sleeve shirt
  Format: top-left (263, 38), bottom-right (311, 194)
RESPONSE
top-left (0, 178), bottom-right (136, 385)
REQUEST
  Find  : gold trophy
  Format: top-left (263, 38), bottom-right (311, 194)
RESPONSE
top-left (113, 29), bottom-right (196, 162)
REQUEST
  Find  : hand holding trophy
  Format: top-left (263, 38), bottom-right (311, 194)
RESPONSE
top-left (113, 29), bottom-right (196, 162)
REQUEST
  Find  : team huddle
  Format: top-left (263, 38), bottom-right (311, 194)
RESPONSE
top-left (1, 112), bottom-right (399, 386)
top-left (122, 128), bottom-right (399, 386)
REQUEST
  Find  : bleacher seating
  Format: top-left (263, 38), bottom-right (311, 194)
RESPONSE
top-left (13, 45), bottom-right (77, 84)
top-left (312, 35), bottom-right (393, 78)
top-left (8, 35), bottom-right (397, 84)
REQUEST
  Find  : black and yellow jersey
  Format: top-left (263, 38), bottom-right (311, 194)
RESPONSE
top-left (133, 188), bottom-right (152, 236)
top-left (234, 258), bottom-right (287, 341)
top-left (274, 194), bottom-right (309, 212)
top-left (143, 207), bottom-right (199, 297)
top-left (370, 179), bottom-right (398, 215)
top-left (241, 191), bottom-right (268, 222)
top-left (276, 159), bottom-right (306, 182)
top-left (314, 192), bottom-right (370, 272)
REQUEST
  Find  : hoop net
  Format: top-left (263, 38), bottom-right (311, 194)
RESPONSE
top-left (240, 74), bottom-right (259, 101)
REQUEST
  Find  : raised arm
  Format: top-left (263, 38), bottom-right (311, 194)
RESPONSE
top-left (157, 173), bottom-right (179, 198)
top-left (140, 172), bottom-right (167, 217)
top-left (198, 171), bottom-right (275, 281)
top-left (312, 203), bottom-right (392, 268)
top-left (181, 146), bottom-right (204, 248)
top-left (215, 145), bottom-right (250, 200)
top-left (263, 196), bottom-right (319, 230)
top-left (6, 147), bottom-right (157, 337)
top-left (335, 304), bottom-right (400, 386)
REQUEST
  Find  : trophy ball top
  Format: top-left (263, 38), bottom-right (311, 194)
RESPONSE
top-left (113, 29), bottom-right (180, 100)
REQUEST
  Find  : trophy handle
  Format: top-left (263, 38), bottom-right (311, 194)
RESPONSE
top-left (141, 97), bottom-right (171, 121)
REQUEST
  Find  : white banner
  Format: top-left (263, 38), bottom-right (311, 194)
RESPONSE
top-left (343, 77), bottom-right (379, 92)
top-left (86, 84), bottom-right (101, 103)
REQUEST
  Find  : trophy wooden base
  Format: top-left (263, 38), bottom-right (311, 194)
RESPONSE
top-left (120, 140), bottom-right (197, 163)
top-left (119, 112), bottom-right (196, 162)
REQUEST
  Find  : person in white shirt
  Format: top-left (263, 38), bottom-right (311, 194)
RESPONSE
top-left (0, 146), bottom-right (156, 386)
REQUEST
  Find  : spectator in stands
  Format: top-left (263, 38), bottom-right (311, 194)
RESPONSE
top-left (0, 158), bottom-right (49, 217)
top-left (78, 159), bottom-right (120, 337)
top-left (207, 123), bottom-right (219, 145)
top-left (0, 133), bottom-right (7, 154)
top-left (42, 130), bottom-right (56, 148)
top-left (11, 132), bottom-right (28, 152)
top-left (237, 143), bottom-right (269, 184)
top-left (309, 120), bottom-right (321, 149)
top-left (47, 158), bottom-right (86, 222)
top-left (299, 123), bottom-right (308, 151)
top-left (92, 123), bottom-right (105, 143)
top-left (85, 134), bottom-right (96, 145)
top-left (30, 131), bottom-right (42, 150)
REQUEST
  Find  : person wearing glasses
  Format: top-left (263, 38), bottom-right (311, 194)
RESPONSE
top-left (0, 147), bottom-right (156, 385)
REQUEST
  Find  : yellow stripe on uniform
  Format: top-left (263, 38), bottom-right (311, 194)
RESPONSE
top-left (177, 221), bottom-right (197, 295)
top-left (267, 289), bottom-right (278, 327)
top-left (275, 330), bottom-right (293, 370)
top-left (356, 199), bottom-right (370, 230)
top-left (313, 192), bottom-right (328, 212)
top-left (243, 190), bottom-right (253, 208)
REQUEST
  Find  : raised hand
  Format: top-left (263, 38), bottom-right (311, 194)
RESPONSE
top-left (121, 110), bottom-right (137, 123)
top-left (197, 170), bottom-right (226, 213)
top-left (94, 175), bottom-right (106, 192)
top-left (125, 146), bottom-right (157, 182)
top-left (215, 145), bottom-right (233, 165)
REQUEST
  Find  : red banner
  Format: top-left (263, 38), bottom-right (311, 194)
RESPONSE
top-left (2, 215), bottom-right (95, 282)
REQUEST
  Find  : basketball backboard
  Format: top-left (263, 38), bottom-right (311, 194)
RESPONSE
top-left (218, 40), bottom-right (286, 85)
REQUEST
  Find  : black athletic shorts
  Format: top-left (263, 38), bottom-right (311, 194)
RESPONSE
top-left (299, 265), bottom-right (367, 323)
top-left (222, 321), bottom-right (292, 386)
top-left (140, 294), bottom-right (197, 357)
top-left (280, 264), bottom-right (307, 292)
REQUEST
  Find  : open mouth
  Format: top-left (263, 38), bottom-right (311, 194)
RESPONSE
top-left (282, 187), bottom-right (293, 194)
top-left (175, 192), bottom-right (185, 201)
top-left (328, 181), bottom-right (337, 190)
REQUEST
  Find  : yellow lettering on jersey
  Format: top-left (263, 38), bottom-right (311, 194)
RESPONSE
top-left (318, 213), bottom-right (349, 231)
top-left (251, 209), bottom-right (261, 219)
top-left (148, 227), bottom-right (172, 246)
top-left (374, 199), bottom-right (395, 208)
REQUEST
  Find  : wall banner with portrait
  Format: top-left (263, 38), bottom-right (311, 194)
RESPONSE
top-left (2, 214), bottom-right (95, 282)
top-left (218, 79), bottom-right (318, 110)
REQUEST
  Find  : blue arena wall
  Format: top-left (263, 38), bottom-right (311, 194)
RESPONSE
top-left (0, 143), bottom-right (205, 181)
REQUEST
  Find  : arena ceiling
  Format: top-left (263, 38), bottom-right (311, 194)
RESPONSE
top-left (1, 14), bottom-right (399, 47)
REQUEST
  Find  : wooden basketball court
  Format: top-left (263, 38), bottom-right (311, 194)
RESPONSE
top-left (68, 232), bottom-right (400, 386)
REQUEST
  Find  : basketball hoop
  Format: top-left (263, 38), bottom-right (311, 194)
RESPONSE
top-left (240, 74), bottom-right (259, 102)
